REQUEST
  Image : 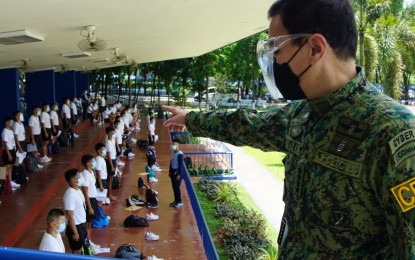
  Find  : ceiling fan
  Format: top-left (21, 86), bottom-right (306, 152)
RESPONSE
top-left (78, 25), bottom-right (107, 52)
top-left (109, 48), bottom-right (127, 64)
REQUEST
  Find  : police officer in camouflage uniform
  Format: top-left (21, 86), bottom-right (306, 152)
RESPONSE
top-left (163, 0), bottom-right (415, 258)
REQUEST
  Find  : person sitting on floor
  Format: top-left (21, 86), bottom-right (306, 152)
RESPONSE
top-left (39, 208), bottom-right (66, 253)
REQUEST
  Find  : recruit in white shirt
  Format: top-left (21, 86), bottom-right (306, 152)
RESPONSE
top-left (81, 169), bottom-right (98, 198)
top-left (12, 122), bottom-right (25, 142)
top-left (2, 128), bottom-right (16, 150)
top-left (28, 115), bottom-right (41, 135)
top-left (63, 187), bottom-right (86, 225)
top-left (40, 112), bottom-right (51, 129)
top-left (39, 232), bottom-right (65, 253)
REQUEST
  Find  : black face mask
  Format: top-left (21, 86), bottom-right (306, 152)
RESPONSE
top-left (273, 41), bottom-right (311, 100)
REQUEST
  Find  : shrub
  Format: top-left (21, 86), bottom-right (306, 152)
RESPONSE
top-left (223, 232), bottom-right (270, 260)
top-left (257, 248), bottom-right (278, 260)
top-left (213, 182), bottom-right (238, 204)
top-left (214, 204), bottom-right (239, 220)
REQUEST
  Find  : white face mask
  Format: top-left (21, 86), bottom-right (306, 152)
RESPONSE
top-left (77, 175), bottom-right (85, 187)
top-left (171, 144), bottom-right (177, 150)
top-left (46, 106), bottom-right (50, 112)
top-left (67, 101), bottom-right (70, 105)
top-left (19, 114), bottom-right (24, 122)
top-left (37, 111), bottom-right (41, 116)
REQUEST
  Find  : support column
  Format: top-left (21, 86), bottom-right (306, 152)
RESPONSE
top-left (26, 70), bottom-right (55, 116)
top-left (0, 68), bottom-right (20, 130)
top-left (75, 71), bottom-right (89, 97)
top-left (55, 70), bottom-right (76, 104)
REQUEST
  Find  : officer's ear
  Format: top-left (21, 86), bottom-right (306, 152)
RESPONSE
top-left (307, 34), bottom-right (327, 65)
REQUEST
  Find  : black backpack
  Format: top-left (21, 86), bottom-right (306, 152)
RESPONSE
top-left (123, 215), bottom-right (149, 228)
top-left (138, 177), bottom-right (145, 188)
top-left (146, 153), bottom-right (156, 166)
top-left (26, 153), bottom-right (39, 173)
top-left (115, 244), bottom-right (144, 259)
top-left (137, 139), bottom-right (149, 149)
top-left (146, 188), bottom-right (159, 206)
top-left (12, 165), bottom-right (27, 184)
top-left (52, 141), bottom-right (61, 154)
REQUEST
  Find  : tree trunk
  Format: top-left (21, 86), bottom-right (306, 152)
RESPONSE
top-left (205, 75), bottom-right (209, 112)
top-left (127, 66), bottom-right (132, 106)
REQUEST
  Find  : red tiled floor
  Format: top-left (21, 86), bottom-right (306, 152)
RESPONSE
top-left (1, 118), bottom-right (206, 259)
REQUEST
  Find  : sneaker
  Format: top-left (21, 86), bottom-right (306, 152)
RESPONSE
top-left (130, 138), bottom-right (137, 143)
top-left (149, 177), bottom-right (158, 183)
top-left (37, 164), bottom-right (44, 169)
top-left (173, 202), bottom-right (183, 208)
top-left (151, 165), bottom-right (161, 172)
top-left (42, 156), bottom-right (52, 163)
top-left (11, 181), bottom-right (21, 188)
top-left (146, 212), bottom-right (159, 221)
top-left (147, 203), bottom-right (159, 209)
top-left (74, 134), bottom-right (80, 138)
top-left (127, 152), bottom-right (135, 157)
top-left (145, 231), bottom-right (159, 241)
top-left (147, 255), bottom-right (163, 260)
top-left (169, 201), bottom-right (176, 207)
top-left (118, 161), bottom-right (125, 166)
top-left (26, 177), bottom-right (29, 182)
top-left (128, 195), bottom-right (146, 206)
top-left (104, 197), bottom-right (111, 205)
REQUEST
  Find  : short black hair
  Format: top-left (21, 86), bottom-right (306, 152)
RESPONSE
top-left (172, 138), bottom-right (180, 144)
top-left (64, 168), bottom-right (79, 183)
top-left (13, 111), bottom-right (21, 118)
top-left (3, 116), bottom-right (12, 124)
top-left (47, 208), bottom-right (65, 223)
top-left (95, 143), bottom-right (105, 153)
top-left (114, 120), bottom-right (120, 126)
top-left (81, 154), bottom-right (94, 167)
top-left (268, 0), bottom-right (357, 60)
top-left (106, 126), bottom-right (115, 135)
top-left (32, 106), bottom-right (40, 111)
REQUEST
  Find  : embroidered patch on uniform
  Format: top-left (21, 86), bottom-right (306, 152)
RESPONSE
top-left (336, 117), bottom-right (369, 140)
top-left (393, 142), bottom-right (415, 166)
top-left (285, 138), bottom-right (301, 156)
top-left (389, 129), bottom-right (415, 154)
top-left (328, 135), bottom-right (358, 158)
top-left (314, 150), bottom-right (361, 178)
top-left (390, 176), bottom-right (415, 212)
top-left (290, 125), bottom-right (303, 138)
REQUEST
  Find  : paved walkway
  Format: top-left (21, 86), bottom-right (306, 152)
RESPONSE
top-left (225, 144), bottom-right (284, 233)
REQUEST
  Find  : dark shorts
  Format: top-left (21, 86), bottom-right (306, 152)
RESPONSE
top-left (62, 118), bottom-right (71, 129)
top-left (65, 222), bottom-right (87, 251)
top-left (2, 149), bottom-right (16, 165)
top-left (101, 179), bottom-right (108, 189)
top-left (99, 106), bottom-right (106, 113)
top-left (105, 159), bottom-right (117, 176)
top-left (51, 125), bottom-right (59, 136)
top-left (33, 134), bottom-right (42, 150)
top-left (86, 198), bottom-right (98, 222)
top-left (41, 128), bottom-right (52, 141)
top-left (19, 141), bottom-right (27, 152)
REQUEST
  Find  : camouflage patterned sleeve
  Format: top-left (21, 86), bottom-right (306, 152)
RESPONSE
top-left (374, 127), bottom-right (415, 258)
top-left (185, 108), bottom-right (289, 152)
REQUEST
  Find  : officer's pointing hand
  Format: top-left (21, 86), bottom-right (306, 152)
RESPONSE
top-left (162, 106), bottom-right (188, 127)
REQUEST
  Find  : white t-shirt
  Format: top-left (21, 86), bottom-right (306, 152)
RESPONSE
top-left (95, 156), bottom-right (107, 180)
top-left (12, 122), bottom-right (26, 142)
top-left (50, 111), bottom-right (59, 126)
top-left (115, 128), bottom-right (123, 145)
top-left (28, 115), bottom-right (41, 135)
top-left (149, 122), bottom-right (155, 136)
top-left (81, 169), bottom-right (97, 198)
top-left (63, 187), bottom-right (86, 225)
top-left (70, 102), bottom-right (77, 115)
top-left (110, 107), bottom-right (117, 114)
top-left (126, 112), bottom-right (133, 124)
top-left (93, 103), bottom-right (98, 111)
top-left (62, 104), bottom-right (71, 119)
top-left (105, 139), bottom-right (117, 160)
top-left (122, 116), bottom-right (129, 127)
top-left (87, 105), bottom-right (93, 113)
top-left (40, 112), bottom-right (51, 129)
top-left (2, 128), bottom-right (16, 150)
top-left (100, 97), bottom-right (105, 106)
top-left (104, 109), bottom-right (110, 119)
top-left (39, 232), bottom-right (65, 253)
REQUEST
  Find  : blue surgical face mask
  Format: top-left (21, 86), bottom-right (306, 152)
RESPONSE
top-left (102, 150), bottom-right (107, 157)
top-left (92, 161), bottom-right (97, 169)
top-left (57, 222), bottom-right (66, 233)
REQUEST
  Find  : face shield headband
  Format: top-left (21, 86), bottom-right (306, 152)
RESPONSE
top-left (257, 34), bottom-right (310, 100)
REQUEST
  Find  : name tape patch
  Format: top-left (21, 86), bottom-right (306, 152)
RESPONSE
top-left (390, 176), bottom-right (415, 212)
top-left (314, 150), bottom-right (361, 178)
top-left (389, 129), bottom-right (415, 154)
top-left (285, 138), bottom-right (302, 156)
top-left (393, 142), bottom-right (415, 166)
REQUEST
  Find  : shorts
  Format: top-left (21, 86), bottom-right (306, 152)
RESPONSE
top-left (105, 159), bottom-right (117, 176)
top-left (41, 128), bottom-right (52, 141)
top-left (104, 118), bottom-right (110, 123)
top-left (33, 135), bottom-right (42, 151)
top-left (51, 125), bottom-right (59, 136)
top-left (65, 222), bottom-right (87, 251)
top-left (2, 149), bottom-right (16, 165)
top-left (63, 118), bottom-right (71, 129)
top-left (86, 198), bottom-right (98, 222)
top-left (101, 179), bottom-right (108, 189)
top-left (99, 106), bottom-right (106, 113)
top-left (19, 141), bottom-right (27, 152)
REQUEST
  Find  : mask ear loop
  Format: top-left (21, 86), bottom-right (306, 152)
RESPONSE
top-left (287, 38), bottom-right (312, 78)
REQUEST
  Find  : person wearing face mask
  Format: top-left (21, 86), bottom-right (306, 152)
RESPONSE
top-left (40, 103), bottom-right (52, 163)
top-left (39, 208), bottom-right (66, 253)
top-left (63, 168), bottom-right (90, 254)
top-left (105, 127), bottom-right (118, 201)
top-left (162, 0), bottom-right (415, 258)
top-left (81, 88), bottom-right (89, 120)
top-left (2, 116), bottom-right (20, 192)
top-left (12, 111), bottom-right (27, 153)
top-left (169, 139), bottom-right (184, 208)
top-left (49, 102), bottom-right (61, 144)
top-left (70, 96), bottom-right (80, 128)
top-left (94, 143), bottom-right (110, 205)
top-left (28, 106), bottom-right (43, 155)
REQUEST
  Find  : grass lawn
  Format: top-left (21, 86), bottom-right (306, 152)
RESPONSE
top-left (242, 146), bottom-right (286, 182)
top-left (194, 182), bottom-right (278, 259)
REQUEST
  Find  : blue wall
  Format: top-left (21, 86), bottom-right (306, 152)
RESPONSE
top-left (26, 70), bottom-right (55, 116)
top-left (0, 68), bottom-right (21, 131)
top-left (55, 71), bottom-right (76, 104)
top-left (75, 72), bottom-right (89, 97)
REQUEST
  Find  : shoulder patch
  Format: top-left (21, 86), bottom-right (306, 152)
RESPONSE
top-left (389, 129), bottom-right (415, 154)
top-left (393, 142), bottom-right (415, 166)
top-left (390, 176), bottom-right (415, 212)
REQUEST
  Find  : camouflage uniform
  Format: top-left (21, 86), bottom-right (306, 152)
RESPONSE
top-left (185, 68), bottom-right (415, 259)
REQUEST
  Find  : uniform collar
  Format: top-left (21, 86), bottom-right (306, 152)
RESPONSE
top-left (307, 67), bottom-right (367, 117)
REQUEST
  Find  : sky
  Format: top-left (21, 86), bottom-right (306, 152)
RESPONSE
top-left (404, 0), bottom-right (415, 7)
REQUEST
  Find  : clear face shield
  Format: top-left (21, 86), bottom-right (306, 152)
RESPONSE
top-left (256, 34), bottom-right (310, 99)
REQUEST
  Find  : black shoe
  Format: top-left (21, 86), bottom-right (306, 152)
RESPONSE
top-left (147, 203), bottom-right (159, 209)
top-left (126, 198), bottom-right (131, 207)
top-left (169, 201), bottom-right (176, 207)
top-left (173, 202), bottom-right (183, 208)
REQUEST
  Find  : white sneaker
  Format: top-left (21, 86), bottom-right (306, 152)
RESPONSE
top-left (57, 130), bottom-right (62, 137)
top-left (43, 156), bottom-right (52, 163)
top-left (151, 165), bottom-right (161, 172)
top-left (149, 177), bottom-right (158, 183)
top-left (74, 134), bottom-right (80, 138)
top-left (118, 161), bottom-right (125, 166)
top-left (130, 138), bottom-right (137, 143)
top-left (11, 181), bottom-right (21, 188)
top-left (104, 197), bottom-right (111, 205)
top-left (147, 255), bottom-right (163, 260)
top-left (146, 212), bottom-right (159, 221)
top-left (145, 231), bottom-right (159, 241)
top-left (97, 121), bottom-right (103, 126)
top-left (127, 152), bottom-right (135, 157)
top-left (37, 164), bottom-right (44, 169)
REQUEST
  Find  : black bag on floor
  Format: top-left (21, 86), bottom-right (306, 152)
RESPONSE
top-left (12, 165), bottom-right (27, 184)
top-left (123, 215), bottom-right (149, 228)
top-left (58, 134), bottom-right (69, 147)
top-left (26, 153), bottom-right (39, 173)
top-left (138, 177), bottom-right (145, 188)
top-left (137, 139), bottom-right (149, 149)
top-left (115, 244), bottom-right (144, 259)
top-left (146, 188), bottom-right (159, 206)
top-left (52, 141), bottom-right (61, 154)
